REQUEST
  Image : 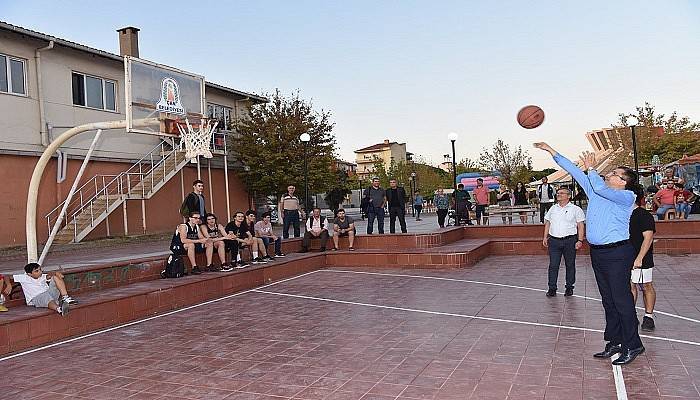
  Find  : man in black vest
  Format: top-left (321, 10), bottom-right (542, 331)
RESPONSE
top-left (537, 176), bottom-right (555, 223)
top-left (301, 207), bottom-right (329, 252)
top-left (386, 179), bottom-right (407, 233)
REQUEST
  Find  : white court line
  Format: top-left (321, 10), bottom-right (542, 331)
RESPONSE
top-left (0, 270), bottom-right (321, 363)
top-left (324, 269), bottom-right (700, 325)
top-left (612, 359), bottom-right (628, 400)
top-left (253, 289), bottom-right (700, 347)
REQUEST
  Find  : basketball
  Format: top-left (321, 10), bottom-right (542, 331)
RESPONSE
top-left (517, 105), bottom-right (545, 129)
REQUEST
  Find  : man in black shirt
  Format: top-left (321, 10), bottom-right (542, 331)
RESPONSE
top-left (629, 187), bottom-right (656, 331)
top-left (386, 179), bottom-right (407, 233)
top-left (225, 212), bottom-right (255, 268)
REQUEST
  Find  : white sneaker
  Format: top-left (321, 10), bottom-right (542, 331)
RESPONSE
top-left (62, 295), bottom-right (78, 304)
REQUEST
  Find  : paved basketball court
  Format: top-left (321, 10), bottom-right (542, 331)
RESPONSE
top-left (1, 254), bottom-right (699, 399)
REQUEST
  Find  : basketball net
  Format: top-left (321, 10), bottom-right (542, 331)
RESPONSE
top-left (176, 118), bottom-right (218, 160)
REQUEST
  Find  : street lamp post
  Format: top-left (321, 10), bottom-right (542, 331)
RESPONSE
top-left (300, 133), bottom-right (311, 213)
top-left (243, 165), bottom-right (251, 209)
top-left (448, 132), bottom-right (459, 225)
top-left (410, 172), bottom-right (416, 216)
top-left (628, 116), bottom-right (639, 181)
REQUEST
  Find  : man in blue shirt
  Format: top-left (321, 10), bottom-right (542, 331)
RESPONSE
top-left (534, 142), bottom-right (644, 365)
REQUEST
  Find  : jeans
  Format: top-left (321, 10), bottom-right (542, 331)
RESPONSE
top-left (367, 206), bottom-right (385, 234)
top-left (676, 203), bottom-right (691, 218)
top-left (282, 210), bottom-right (300, 238)
top-left (437, 209), bottom-right (448, 227)
top-left (475, 204), bottom-right (487, 224)
top-left (389, 206), bottom-right (407, 233)
top-left (539, 202), bottom-right (553, 223)
top-left (590, 243), bottom-right (643, 350)
top-left (414, 205), bottom-right (422, 219)
top-left (655, 204), bottom-right (674, 220)
top-left (547, 235), bottom-right (577, 291)
top-left (261, 236), bottom-right (282, 255)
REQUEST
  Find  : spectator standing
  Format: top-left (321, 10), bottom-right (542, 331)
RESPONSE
top-left (363, 178), bottom-right (387, 234)
top-left (537, 176), bottom-right (555, 223)
top-left (302, 207), bottom-right (330, 252)
top-left (673, 182), bottom-right (695, 219)
top-left (653, 183), bottom-right (677, 220)
top-left (453, 183), bottom-right (473, 225)
top-left (255, 212), bottom-right (285, 257)
top-left (514, 182), bottom-right (529, 224)
top-left (386, 179), bottom-right (408, 233)
top-left (434, 188), bottom-right (450, 228)
top-left (661, 167), bottom-right (684, 187)
top-left (542, 187), bottom-right (585, 297)
top-left (496, 184), bottom-right (513, 224)
top-left (630, 187), bottom-right (657, 331)
top-left (332, 208), bottom-right (356, 250)
top-left (279, 185), bottom-right (302, 239)
top-left (203, 213), bottom-right (234, 272)
top-left (535, 142), bottom-right (644, 365)
top-left (413, 191), bottom-right (424, 221)
top-left (13, 263), bottom-right (77, 316)
top-left (472, 178), bottom-right (490, 225)
top-left (180, 180), bottom-right (207, 220)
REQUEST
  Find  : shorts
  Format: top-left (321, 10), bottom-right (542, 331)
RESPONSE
top-left (631, 268), bottom-right (653, 284)
top-left (28, 280), bottom-right (60, 308)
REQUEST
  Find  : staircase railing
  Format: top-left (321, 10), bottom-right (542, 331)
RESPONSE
top-left (45, 139), bottom-right (181, 240)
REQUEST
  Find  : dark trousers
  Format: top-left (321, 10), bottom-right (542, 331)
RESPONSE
top-left (367, 207), bottom-right (385, 234)
top-left (475, 204), bottom-right (487, 223)
top-left (414, 205), bottom-right (422, 219)
top-left (302, 230), bottom-right (329, 250)
top-left (547, 235), bottom-right (577, 290)
top-left (389, 206), bottom-right (407, 233)
top-left (282, 210), bottom-right (300, 239)
top-left (539, 202), bottom-right (553, 223)
top-left (437, 209), bottom-right (448, 227)
top-left (261, 236), bottom-right (282, 255)
top-left (590, 243), bottom-right (643, 350)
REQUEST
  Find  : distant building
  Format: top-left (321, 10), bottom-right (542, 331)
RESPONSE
top-left (354, 139), bottom-right (407, 178)
top-left (333, 159), bottom-right (357, 175)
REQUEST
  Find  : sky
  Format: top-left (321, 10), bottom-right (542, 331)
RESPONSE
top-left (2, 0), bottom-right (700, 169)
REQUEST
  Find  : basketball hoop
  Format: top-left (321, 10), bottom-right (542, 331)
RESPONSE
top-left (176, 118), bottom-right (218, 160)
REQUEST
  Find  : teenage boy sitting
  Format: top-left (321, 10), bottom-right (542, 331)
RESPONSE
top-left (0, 274), bottom-right (11, 312)
top-left (13, 263), bottom-right (77, 316)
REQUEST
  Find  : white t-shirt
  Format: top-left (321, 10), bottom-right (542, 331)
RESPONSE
top-left (12, 273), bottom-right (49, 304)
top-left (544, 202), bottom-right (586, 238)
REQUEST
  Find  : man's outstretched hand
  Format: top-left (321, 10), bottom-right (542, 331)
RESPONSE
top-left (533, 142), bottom-right (556, 156)
top-left (579, 151), bottom-right (596, 170)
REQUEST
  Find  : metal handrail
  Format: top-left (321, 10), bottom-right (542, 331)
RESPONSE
top-left (45, 138), bottom-right (183, 239)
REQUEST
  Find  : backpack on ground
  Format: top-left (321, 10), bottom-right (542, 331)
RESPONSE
top-left (161, 253), bottom-right (185, 279)
top-left (169, 225), bottom-right (185, 255)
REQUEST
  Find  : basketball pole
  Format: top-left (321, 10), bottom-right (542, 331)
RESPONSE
top-left (26, 118), bottom-right (159, 263)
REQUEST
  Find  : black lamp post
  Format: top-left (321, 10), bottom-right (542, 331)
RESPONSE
top-left (300, 133), bottom-right (311, 212)
top-left (448, 132), bottom-right (458, 225)
top-left (243, 165), bottom-right (251, 209)
top-left (410, 172), bottom-right (416, 216)
top-left (628, 116), bottom-right (639, 181)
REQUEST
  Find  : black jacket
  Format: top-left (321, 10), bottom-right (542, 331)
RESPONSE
top-left (386, 187), bottom-right (407, 208)
top-left (181, 192), bottom-right (206, 218)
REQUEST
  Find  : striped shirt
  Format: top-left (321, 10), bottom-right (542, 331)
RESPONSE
top-left (280, 195), bottom-right (300, 210)
top-left (553, 153), bottom-right (635, 245)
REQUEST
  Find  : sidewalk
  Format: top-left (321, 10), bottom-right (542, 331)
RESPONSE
top-left (0, 212), bottom-right (443, 274)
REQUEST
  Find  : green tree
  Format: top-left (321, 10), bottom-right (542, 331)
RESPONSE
top-left (478, 139), bottom-right (533, 187)
top-left (455, 157), bottom-right (482, 175)
top-left (614, 102), bottom-right (700, 165)
top-left (232, 90), bottom-right (337, 208)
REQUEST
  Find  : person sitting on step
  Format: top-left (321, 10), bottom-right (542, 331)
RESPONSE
top-left (13, 263), bottom-right (77, 316)
top-left (0, 274), bottom-right (12, 312)
top-left (178, 212), bottom-right (209, 274)
top-left (255, 212), bottom-right (285, 258)
top-left (245, 210), bottom-right (274, 263)
top-left (302, 207), bottom-right (330, 252)
top-left (203, 213), bottom-right (234, 272)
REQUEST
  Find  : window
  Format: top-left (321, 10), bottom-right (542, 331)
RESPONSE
top-left (0, 54), bottom-right (27, 95)
top-left (207, 103), bottom-right (233, 130)
top-left (71, 72), bottom-right (116, 111)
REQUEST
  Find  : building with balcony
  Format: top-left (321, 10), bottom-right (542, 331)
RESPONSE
top-left (354, 139), bottom-right (408, 178)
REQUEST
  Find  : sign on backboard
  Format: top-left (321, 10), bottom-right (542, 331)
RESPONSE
top-left (124, 56), bottom-right (205, 136)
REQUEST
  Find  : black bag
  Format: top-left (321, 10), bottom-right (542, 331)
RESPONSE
top-left (169, 226), bottom-right (185, 255)
top-left (162, 253), bottom-right (185, 278)
top-left (360, 187), bottom-right (371, 213)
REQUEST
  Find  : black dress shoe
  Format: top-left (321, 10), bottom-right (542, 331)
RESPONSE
top-left (564, 288), bottom-right (574, 296)
top-left (612, 346), bottom-right (645, 365)
top-left (593, 342), bottom-right (622, 358)
top-left (546, 289), bottom-right (556, 297)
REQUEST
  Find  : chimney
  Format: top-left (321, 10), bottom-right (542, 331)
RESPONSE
top-left (117, 26), bottom-right (140, 57)
top-left (383, 139), bottom-right (390, 144)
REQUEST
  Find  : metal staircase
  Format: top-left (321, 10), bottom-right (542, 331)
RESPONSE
top-left (45, 140), bottom-right (190, 244)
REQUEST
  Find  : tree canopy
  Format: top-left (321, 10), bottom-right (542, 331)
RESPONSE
top-left (478, 139), bottom-right (533, 188)
top-left (232, 90), bottom-right (337, 207)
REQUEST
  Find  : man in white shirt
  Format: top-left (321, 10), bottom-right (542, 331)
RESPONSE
top-left (13, 263), bottom-right (77, 316)
top-left (543, 187), bottom-right (586, 297)
top-left (537, 176), bottom-right (556, 223)
top-left (301, 208), bottom-right (330, 252)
